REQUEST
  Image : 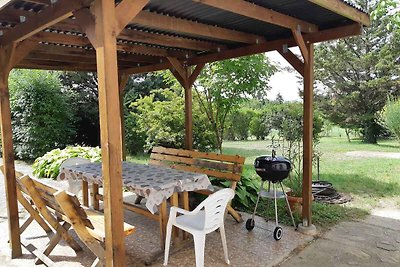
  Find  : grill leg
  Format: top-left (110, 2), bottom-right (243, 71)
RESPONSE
top-left (280, 182), bottom-right (297, 229)
top-left (264, 182), bottom-right (271, 221)
top-left (273, 183), bottom-right (279, 227)
top-left (251, 180), bottom-right (264, 220)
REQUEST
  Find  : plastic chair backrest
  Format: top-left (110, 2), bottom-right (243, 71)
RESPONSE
top-left (201, 188), bottom-right (235, 232)
top-left (60, 157), bottom-right (91, 169)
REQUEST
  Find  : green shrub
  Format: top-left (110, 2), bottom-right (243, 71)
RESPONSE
top-left (382, 97), bottom-right (400, 142)
top-left (32, 146), bottom-right (101, 179)
top-left (9, 70), bottom-right (76, 160)
top-left (128, 88), bottom-right (216, 152)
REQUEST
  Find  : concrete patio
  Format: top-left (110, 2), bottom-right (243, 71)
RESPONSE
top-left (0, 161), bottom-right (313, 267)
top-left (0, 201), bottom-right (311, 267)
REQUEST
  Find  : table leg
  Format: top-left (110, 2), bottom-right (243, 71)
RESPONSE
top-left (182, 191), bottom-right (190, 240)
top-left (170, 193), bottom-right (179, 240)
top-left (82, 181), bottom-right (89, 207)
top-left (159, 200), bottom-right (168, 250)
top-left (91, 184), bottom-right (100, 210)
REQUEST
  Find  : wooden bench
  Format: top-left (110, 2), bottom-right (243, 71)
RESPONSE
top-left (149, 146), bottom-right (245, 223)
top-left (14, 174), bottom-right (135, 267)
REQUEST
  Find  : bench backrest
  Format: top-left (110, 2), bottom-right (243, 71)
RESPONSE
top-left (149, 146), bottom-right (245, 182)
top-left (19, 175), bottom-right (94, 230)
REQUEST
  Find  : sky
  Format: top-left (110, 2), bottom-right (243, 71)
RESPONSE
top-left (265, 48), bottom-right (302, 102)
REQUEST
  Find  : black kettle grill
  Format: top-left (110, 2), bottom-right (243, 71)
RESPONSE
top-left (246, 154), bottom-right (297, 240)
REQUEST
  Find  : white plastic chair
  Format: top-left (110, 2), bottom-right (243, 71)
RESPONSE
top-left (164, 188), bottom-right (235, 267)
top-left (59, 157), bottom-right (90, 194)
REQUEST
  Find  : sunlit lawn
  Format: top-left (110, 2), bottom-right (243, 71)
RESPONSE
top-left (222, 136), bottom-right (400, 228)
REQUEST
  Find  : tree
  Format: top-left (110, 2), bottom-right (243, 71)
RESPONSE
top-left (382, 97), bottom-right (400, 142)
top-left (129, 87), bottom-right (216, 152)
top-left (60, 72), bottom-right (100, 146)
top-left (314, 0), bottom-right (400, 143)
top-left (9, 70), bottom-right (75, 160)
top-left (193, 54), bottom-right (277, 152)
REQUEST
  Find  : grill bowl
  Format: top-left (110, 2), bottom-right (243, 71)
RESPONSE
top-left (254, 156), bottom-right (291, 183)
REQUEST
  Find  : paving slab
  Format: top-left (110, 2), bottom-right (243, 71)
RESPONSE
top-left (280, 215), bottom-right (400, 267)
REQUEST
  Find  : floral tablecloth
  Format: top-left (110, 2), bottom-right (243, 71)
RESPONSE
top-left (58, 161), bottom-right (213, 214)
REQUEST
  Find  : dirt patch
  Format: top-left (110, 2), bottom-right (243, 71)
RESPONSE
top-left (345, 151), bottom-right (400, 159)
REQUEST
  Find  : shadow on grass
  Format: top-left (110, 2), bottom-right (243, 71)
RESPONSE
top-left (376, 143), bottom-right (400, 149)
top-left (238, 198), bottom-right (368, 230)
top-left (321, 173), bottom-right (400, 198)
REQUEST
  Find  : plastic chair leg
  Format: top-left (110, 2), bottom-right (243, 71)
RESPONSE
top-left (220, 224), bottom-right (230, 264)
top-left (163, 223), bottom-right (173, 266)
top-left (193, 233), bottom-right (206, 267)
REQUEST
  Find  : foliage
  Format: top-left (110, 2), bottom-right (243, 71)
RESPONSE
top-left (224, 108), bottom-right (256, 140)
top-left (191, 54), bottom-right (277, 152)
top-left (314, 0), bottom-right (400, 144)
top-left (371, 0), bottom-right (400, 30)
top-left (9, 70), bottom-right (75, 160)
top-left (32, 146), bottom-right (101, 179)
top-left (60, 72), bottom-right (100, 146)
top-left (249, 109), bottom-right (272, 140)
top-left (382, 97), bottom-right (400, 142)
top-left (124, 72), bottom-right (171, 154)
top-left (210, 167), bottom-right (260, 209)
top-left (128, 87), bottom-right (216, 152)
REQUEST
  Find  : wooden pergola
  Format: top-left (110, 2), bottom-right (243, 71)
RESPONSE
top-left (0, 0), bottom-right (370, 266)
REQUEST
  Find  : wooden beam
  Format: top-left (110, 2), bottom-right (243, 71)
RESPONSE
top-left (0, 44), bottom-right (21, 258)
top-left (74, 7), bottom-right (98, 48)
top-left (92, 0), bottom-right (125, 265)
top-left (278, 48), bottom-right (304, 76)
top-left (188, 63), bottom-right (205, 88)
top-left (132, 11), bottom-right (266, 44)
top-left (115, 0), bottom-right (149, 35)
top-left (120, 23), bottom-right (361, 75)
top-left (308, 0), bottom-right (371, 26)
top-left (122, 61), bottom-right (171, 75)
top-left (119, 28), bottom-right (225, 52)
top-left (194, 0), bottom-right (318, 33)
top-left (10, 39), bottom-right (38, 67)
top-left (167, 57), bottom-right (186, 82)
top-left (291, 28), bottom-right (309, 65)
top-left (0, 0), bottom-right (94, 45)
top-left (188, 23), bottom-right (362, 66)
top-left (302, 42), bottom-right (314, 227)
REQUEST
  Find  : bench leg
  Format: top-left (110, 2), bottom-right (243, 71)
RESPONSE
top-left (82, 181), bottom-right (89, 207)
top-left (227, 205), bottom-right (243, 223)
top-left (91, 183), bottom-right (100, 210)
top-left (35, 221), bottom-right (81, 265)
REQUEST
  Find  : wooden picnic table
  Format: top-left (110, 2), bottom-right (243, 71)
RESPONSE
top-left (58, 161), bottom-right (213, 248)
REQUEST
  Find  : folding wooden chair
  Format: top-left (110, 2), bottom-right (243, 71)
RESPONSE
top-left (0, 165), bottom-right (51, 235)
top-left (17, 175), bottom-right (135, 267)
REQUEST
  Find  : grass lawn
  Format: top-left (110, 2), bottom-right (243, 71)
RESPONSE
top-left (222, 136), bottom-right (400, 229)
top-left (127, 136), bottom-right (400, 230)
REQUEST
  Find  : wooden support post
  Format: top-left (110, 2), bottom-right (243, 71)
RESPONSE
top-left (168, 58), bottom-right (205, 150)
top-left (302, 42), bottom-right (314, 227)
top-left (92, 0), bottom-right (125, 266)
top-left (119, 74), bottom-right (129, 161)
top-left (0, 46), bottom-right (21, 258)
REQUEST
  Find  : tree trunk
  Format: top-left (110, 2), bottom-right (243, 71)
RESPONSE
top-left (345, 128), bottom-right (351, 143)
top-left (363, 120), bottom-right (379, 144)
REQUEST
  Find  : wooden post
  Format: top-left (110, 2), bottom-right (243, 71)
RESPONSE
top-left (119, 74), bottom-right (129, 161)
top-left (302, 42), bottom-right (314, 227)
top-left (183, 70), bottom-right (193, 150)
top-left (0, 50), bottom-right (22, 257)
top-left (168, 59), bottom-right (205, 151)
top-left (92, 0), bottom-right (125, 266)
